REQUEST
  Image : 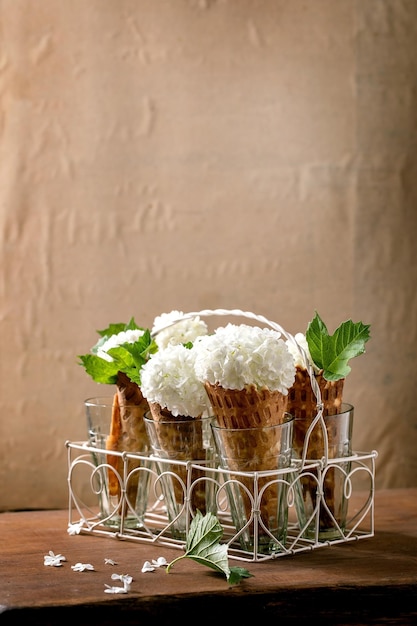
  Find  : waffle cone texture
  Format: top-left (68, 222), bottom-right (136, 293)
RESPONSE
top-left (287, 366), bottom-right (349, 535)
top-left (287, 366), bottom-right (345, 460)
top-left (205, 382), bottom-right (291, 533)
top-left (105, 372), bottom-right (151, 507)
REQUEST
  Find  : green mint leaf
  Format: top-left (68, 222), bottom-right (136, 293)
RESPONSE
top-left (78, 354), bottom-right (118, 384)
top-left (306, 312), bottom-right (371, 381)
top-left (97, 318), bottom-right (141, 338)
top-left (186, 541), bottom-right (230, 576)
top-left (185, 510), bottom-right (223, 552)
top-left (165, 511), bottom-right (252, 584)
top-left (228, 566), bottom-right (254, 584)
top-left (120, 330), bottom-right (157, 370)
top-left (106, 345), bottom-right (137, 376)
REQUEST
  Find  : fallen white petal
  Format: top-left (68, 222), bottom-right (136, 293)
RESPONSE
top-left (104, 558), bottom-right (117, 566)
top-left (142, 561), bottom-right (155, 573)
top-left (104, 585), bottom-right (128, 594)
top-left (71, 562), bottom-right (95, 572)
top-left (121, 575), bottom-right (132, 585)
top-left (152, 557), bottom-right (167, 567)
top-left (111, 573), bottom-right (132, 583)
top-left (110, 573), bottom-right (132, 591)
top-left (67, 522), bottom-right (84, 535)
top-left (44, 551), bottom-right (66, 567)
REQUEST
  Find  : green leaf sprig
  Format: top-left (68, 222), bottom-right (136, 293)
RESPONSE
top-left (166, 511), bottom-right (253, 585)
top-left (78, 318), bottom-right (157, 385)
top-left (306, 312), bottom-right (371, 382)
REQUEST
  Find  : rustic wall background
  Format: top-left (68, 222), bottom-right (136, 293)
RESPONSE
top-left (1, 0), bottom-right (416, 510)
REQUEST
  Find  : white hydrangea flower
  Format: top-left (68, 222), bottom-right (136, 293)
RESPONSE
top-left (140, 344), bottom-right (209, 417)
top-left (193, 323), bottom-right (296, 393)
top-left (152, 310), bottom-right (208, 350)
top-left (285, 332), bottom-right (320, 373)
top-left (97, 329), bottom-right (145, 362)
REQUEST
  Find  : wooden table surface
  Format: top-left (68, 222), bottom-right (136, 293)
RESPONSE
top-left (1, 488), bottom-right (416, 625)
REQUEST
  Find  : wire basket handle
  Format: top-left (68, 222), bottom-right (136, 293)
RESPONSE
top-left (152, 308), bottom-right (327, 466)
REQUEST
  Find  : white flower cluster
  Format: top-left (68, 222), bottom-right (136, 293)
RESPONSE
top-left (140, 343), bottom-right (209, 418)
top-left (141, 323), bottom-right (297, 414)
top-left (285, 332), bottom-right (320, 373)
top-left (194, 323), bottom-right (296, 393)
top-left (97, 329), bottom-right (145, 362)
top-left (152, 310), bottom-right (208, 350)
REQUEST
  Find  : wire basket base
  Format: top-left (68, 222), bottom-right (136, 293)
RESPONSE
top-left (66, 440), bottom-right (377, 563)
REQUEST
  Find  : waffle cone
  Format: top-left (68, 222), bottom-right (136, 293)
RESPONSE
top-left (106, 372), bottom-right (150, 507)
top-left (147, 402), bottom-right (207, 513)
top-left (288, 367), bottom-right (348, 535)
top-left (205, 382), bottom-right (290, 533)
top-left (288, 366), bottom-right (344, 421)
top-left (204, 382), bottom-right (288, 430)
top-left (288, 366), bottom-right (345, 459)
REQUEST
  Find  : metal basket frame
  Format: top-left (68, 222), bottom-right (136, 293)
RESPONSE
top-left (67, 309), bottom-right (377, 562)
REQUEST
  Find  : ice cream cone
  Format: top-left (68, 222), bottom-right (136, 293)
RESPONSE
top-left (204, 382), bottom-right (289, 430)
top-left (288, 366), bottom-right (344, 419)
top-left (287, 366), bottom-right (351, 538)
top-left (205, 382), bottom-right (292, 551)
top-left (106, 372), bottom-right (150, 510)
top-left (288, 365), bottom-right (345, 459)
top-left (204, 381), bottom-right (289, 476)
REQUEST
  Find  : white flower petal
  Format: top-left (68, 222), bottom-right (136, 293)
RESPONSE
top-left (44, 551), bottom-right (66, 567)
top-left (142, 561), bottom-right (155, 573)
top-left (121, 575), bottom-right (133, 585)
top-left (111, 573), bottom-right (132, 584)
top-left (67, 522), bottom-right (83, 535)
top-left (104, 585), bottom-right (128, 594)
top-left (104, 558), bottom-right (117, 565)
top-left (71, 562), bottom-right (95, 572)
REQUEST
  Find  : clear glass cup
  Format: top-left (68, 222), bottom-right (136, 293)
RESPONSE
top-left (85, 396), bottom-right (152, 529)
top-left (293, 403), bottom-right (354, 540)
top-left (211, 413), bottom-right (295, 555)
top-left (143, 413), bottom-right (216, 539)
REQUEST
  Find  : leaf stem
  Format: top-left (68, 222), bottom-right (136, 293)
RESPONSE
top-left (166, 554), bottom-right (185, 574)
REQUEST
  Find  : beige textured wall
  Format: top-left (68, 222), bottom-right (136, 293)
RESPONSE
top-left (1, 0), bottom-right (416, 511)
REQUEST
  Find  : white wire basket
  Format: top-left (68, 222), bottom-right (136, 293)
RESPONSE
top-left (67, 309), bottom-right (377, 562)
